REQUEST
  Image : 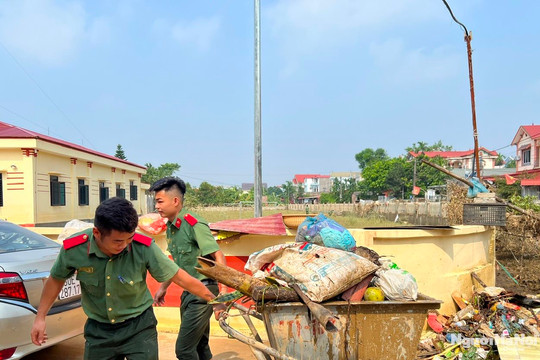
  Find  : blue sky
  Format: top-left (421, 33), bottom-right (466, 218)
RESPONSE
top-left (0, 1), bottom-right (538, 187)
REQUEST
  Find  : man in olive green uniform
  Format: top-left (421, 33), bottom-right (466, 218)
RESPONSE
top-left (31, 197), bottom-right (221, 360)
top-left (151, 177), bottom-right (227, 360)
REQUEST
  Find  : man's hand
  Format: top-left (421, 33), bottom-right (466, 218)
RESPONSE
top-left (153, 286), bottom-right (168, 306)
top-left (212, 303), bottom-right (227, 320)
top-left (31, 317), bottom-right (48, 346)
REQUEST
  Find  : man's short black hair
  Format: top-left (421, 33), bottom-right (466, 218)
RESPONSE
top-left (94, 197), bottom-right (139, 235)
top-left (149, 177), bottom-right (186, 195)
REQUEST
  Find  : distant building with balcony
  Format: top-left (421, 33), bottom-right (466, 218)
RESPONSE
top-left (0, 121), bottom-right (147, 226)
top-left (292, 174), bottom-right (330, 204)
top-left (330, 171), bottom-right (363, 182)
top-left (409, 148), bottom-right (499, 170)
top-left (511, 125), bottom-right (540, 197)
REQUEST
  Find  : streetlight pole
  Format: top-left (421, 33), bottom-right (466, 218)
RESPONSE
top-left (254, 0), bottom-right (263, 217)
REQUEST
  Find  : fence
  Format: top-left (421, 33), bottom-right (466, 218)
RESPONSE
top-left (287, 201), bottom-right (448, 226)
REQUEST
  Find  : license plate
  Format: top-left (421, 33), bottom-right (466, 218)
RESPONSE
top-left (58, 276), bottom-right (81, 300)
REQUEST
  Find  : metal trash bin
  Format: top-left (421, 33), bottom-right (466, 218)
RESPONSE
top-left (259, 295), bottom-right (441, 360)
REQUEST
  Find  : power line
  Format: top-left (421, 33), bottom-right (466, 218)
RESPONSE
top-left (0, 104), bottom-right (49, 132)
top-left (177, 173), bottom-right (239, 187)
top-left (0, 41), bottom-right (95, 148)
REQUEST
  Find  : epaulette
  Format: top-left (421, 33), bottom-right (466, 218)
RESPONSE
top-left (184, 213), bottom-right (198, 226)
top-left (63, 233), bottom-right (89, 250)
top-left (133, 233), bottom-right (152, 247)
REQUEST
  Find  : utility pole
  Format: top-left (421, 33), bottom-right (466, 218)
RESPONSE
top-left (465, 32), bottom-right (481, 179)
top-left (441, 0), bottom-right (481, 179)
top-left (253, 0), bottom-right (263, 217)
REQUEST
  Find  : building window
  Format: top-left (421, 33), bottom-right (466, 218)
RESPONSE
top-left (523, 149), bottom-right (531, 165)
top-left (0, 173), bottom-right (3, 207)
top-left (50, 175), bottom-right (66, 206)
top-left (130, 180), bottom-right (138, 201)
top-left (116, 183), bottom-right (126, 198)
top-left (78, 179), bottom-right (89, 206)
top-left (99, 182), bottom-right (109, 203)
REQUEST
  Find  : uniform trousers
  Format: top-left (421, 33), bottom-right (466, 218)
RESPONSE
top-left (84, 306), bottom-right (158, 360)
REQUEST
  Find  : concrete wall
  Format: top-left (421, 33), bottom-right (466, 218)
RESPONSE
top-left (287, 201), bottom-right (448, 225)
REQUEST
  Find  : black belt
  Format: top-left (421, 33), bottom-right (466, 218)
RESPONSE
top-left (201, 279), bottom-right (217, 286)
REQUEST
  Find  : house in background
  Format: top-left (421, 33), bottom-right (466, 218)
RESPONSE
top-left (241, 182), bottom-right (267, 193)
top-left (511, 125), bottom-right (540, 197)
top-left (330, 171), bottom-right (362, 183)
top-left (409, 148), bottom-right (500, 170)
top-left (0, 121), bottom-right (147, 226)
top-left (292, 174), bottom-right (331, 204)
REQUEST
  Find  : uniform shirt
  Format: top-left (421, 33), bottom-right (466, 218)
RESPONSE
top-left (166, 208), bottom-right (220, 281)
top-left (50, 228), bottom-right (179, 324)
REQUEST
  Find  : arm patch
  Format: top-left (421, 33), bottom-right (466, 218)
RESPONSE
top-left (184, 214), bottom-right (198, 226)
top-left (63, 233), bottom-right (89, 250)
top-left (133, 233), bottom-right (152, 246)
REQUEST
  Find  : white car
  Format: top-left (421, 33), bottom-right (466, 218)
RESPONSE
top-left (0, 221), bottom-right (86, 359)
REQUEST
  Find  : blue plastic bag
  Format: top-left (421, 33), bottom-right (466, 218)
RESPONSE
top-left (467, 177), bottom-right (489, 198)
top-left (295, 213), bottom-right (356, 251)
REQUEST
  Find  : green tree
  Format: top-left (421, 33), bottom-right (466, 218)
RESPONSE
top-left (495, 154), bottom-right (505, 166)
top-left (296, 184), bottom-right (305, 202)
top-left (413, 155), bottom-right (448, 194)
top-left (505, 157), bottom-right (516, 168)
top-left (282, 181), bottom-right (296, 204)
top-left (183, 183), bottom-right (200, 207)
top-left (406, 140), bottom-right (453, 154)
top-left (141, 162), bottom-right (180, 185)
top-left (361, 159), bottom-right (396, 197)
top-left (197, 182), bottom-right (219, 205)
top-left (355, 148), bottom-right (389, 170)
top-left (320, 193), bottom-right (337, 204)
top-left (331, 177), bottom-right (359, 203)
top-left (266, 186), bottom-right (284, 204)
top-left (360, 154), bottom-right (448, 200)
top-left (216, 186), bottom-right (242, 204)
top-left (115, 144), bottom-right (127, 160)
top-left (494, 178), bottom-right (520, 199)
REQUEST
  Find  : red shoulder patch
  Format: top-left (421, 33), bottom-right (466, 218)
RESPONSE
top-left (184, 214), bottom-right (198, 226)
top-left (133, 233), bottom-right (152, 246)
top-left (63, 233), bottom-right (89, 250)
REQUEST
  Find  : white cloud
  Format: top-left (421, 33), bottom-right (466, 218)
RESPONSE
top-left (168, 16), bottom-right (221, 52)
top-left (369, 39), bottom-right (460, 83)
top-left (0, 0), bottom-right (110, 66)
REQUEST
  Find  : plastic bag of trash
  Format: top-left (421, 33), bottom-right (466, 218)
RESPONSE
top-left (245, 242), bottom-right (378, 302)
top-left (138, 213), bottom-right (167, 235)
top-left (295, 213), bottom-right (356, 251)
top-left (58, 219), bottom-right (94, 242)
top-left (374, 268), bottom-right (418, 301)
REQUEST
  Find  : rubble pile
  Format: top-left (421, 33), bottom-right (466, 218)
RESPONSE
top-left (418, 286), bottom-right (540, 359)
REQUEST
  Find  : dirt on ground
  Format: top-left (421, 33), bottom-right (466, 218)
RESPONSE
top-left (495, 214), bottom-right (540, 295)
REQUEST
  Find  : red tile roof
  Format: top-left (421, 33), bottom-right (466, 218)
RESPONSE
top-left (522, 125), bottom-right (540, 139)
top-left (0, 121), bottom-right (145, 169)
top-left (409, 147), bottom-right (498, 158)
top-left (292, 174), bottom-right (330, 184)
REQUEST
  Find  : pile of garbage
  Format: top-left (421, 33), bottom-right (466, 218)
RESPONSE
top-left (198, 213), bottom-right (421, 331)
top-left (418, 285), bottom-right (540, 359)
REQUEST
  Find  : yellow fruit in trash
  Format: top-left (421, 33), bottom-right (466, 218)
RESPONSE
top-left (363, 287), bottom-right (384, 301)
